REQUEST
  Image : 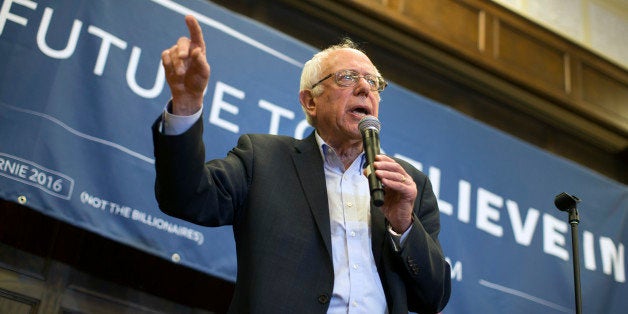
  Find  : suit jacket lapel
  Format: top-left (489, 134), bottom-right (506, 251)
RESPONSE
top-left (292, 132), bottom-right (333, 260)
top-left (370, 203), bottom-right (386, 269)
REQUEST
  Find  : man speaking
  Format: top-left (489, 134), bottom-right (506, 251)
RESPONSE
top-left (152, 15), bottom-right (451, 313)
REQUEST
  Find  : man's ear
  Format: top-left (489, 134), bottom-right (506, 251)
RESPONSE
top-left (299, 89), bottom-right (316, 117)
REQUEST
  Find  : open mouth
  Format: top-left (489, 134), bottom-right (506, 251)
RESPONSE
top-left (350, 107), bottom-right (370, 117)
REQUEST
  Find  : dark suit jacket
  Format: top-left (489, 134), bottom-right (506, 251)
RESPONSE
top-left (152, 116), bottom-right (451, 314)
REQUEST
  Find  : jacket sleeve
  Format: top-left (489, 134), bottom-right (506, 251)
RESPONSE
top-left (395, 164), bottom-right (452, 313)
top-left (151, 114), bottom-right (252, 227)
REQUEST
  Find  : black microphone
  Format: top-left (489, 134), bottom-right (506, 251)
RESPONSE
top-left (359, 115), bottom-right (384, 207)
top-left (554, 192), bottom-right (580, 212)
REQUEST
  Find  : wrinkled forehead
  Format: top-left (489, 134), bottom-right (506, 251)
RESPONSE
top-left (323, 48), bottom-right (379, 75)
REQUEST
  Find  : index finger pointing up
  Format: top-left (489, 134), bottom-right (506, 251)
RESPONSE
top-left (185, 15), bottom-right (205, 51)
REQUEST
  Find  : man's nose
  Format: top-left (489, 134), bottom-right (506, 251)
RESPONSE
top-left (354, 77), bottom-right (372, 96)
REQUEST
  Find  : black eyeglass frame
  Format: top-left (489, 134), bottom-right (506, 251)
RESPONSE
top-left (310, 69), bottom-right (387, 92)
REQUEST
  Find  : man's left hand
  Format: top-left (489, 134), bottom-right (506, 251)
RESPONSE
top-left (372, 154), bottom-right (416, 233)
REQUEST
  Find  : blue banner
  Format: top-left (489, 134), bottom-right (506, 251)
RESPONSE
top-left (0, 0), bottom-right (625, 313)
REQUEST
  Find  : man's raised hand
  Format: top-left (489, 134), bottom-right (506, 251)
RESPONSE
top-left (161, 15), bottom-right (210, 115)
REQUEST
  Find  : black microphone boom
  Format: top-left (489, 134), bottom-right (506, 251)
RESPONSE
top-left (359, 116), bottom-right (385, 207)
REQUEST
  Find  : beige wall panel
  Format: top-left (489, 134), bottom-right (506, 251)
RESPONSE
top-left (528, 0), bottom-right (585, 41)
top-left (588, 2), bottom-right (628, 70)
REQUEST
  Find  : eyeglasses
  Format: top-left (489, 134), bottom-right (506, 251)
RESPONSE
top-left (311, 69), bottom-right (387, 92)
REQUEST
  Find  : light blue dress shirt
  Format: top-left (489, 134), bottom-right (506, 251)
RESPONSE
top-left (314, 132), bottom-right (388, 314)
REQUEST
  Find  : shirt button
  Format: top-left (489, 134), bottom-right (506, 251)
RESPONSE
top-left (347, 202), bottom-right (353, 207)
top-left (352, 264), bottom-right (359, 270)
top-left (352, 301), bottom-right (358, 307)
top-left (350, 231), bottom-right (356, 237)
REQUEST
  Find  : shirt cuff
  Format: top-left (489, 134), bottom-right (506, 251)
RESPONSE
top-left (161, 100), bottom-right (203, 135)
top-left (387, 223), bottom-right (413, 252)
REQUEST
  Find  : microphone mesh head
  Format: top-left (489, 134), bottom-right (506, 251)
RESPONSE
top-left (359, 115), bottom-right (381, 132)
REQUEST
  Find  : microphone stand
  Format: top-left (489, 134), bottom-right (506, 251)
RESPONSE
top-left (568, 207), bottom-right (582, 314)
top-left (555, 192), bottom-right (582, 314)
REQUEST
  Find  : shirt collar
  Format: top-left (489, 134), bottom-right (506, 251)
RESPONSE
top-left (314, 131), bottom-right (366, 170)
